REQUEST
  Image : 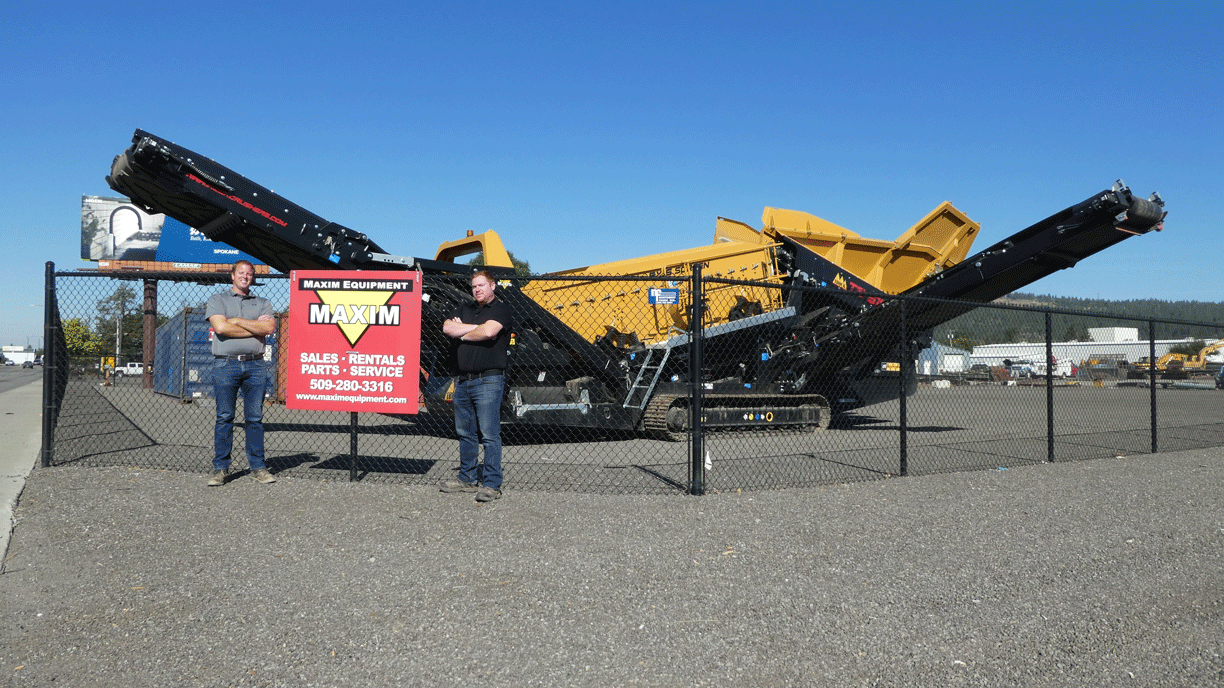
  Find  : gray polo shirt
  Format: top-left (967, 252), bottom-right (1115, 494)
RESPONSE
top-left (206, 290), bottom-right (275, 356)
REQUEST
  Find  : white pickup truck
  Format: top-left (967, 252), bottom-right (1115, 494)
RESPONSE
top-left (116, 362), bottom-right (145, 377)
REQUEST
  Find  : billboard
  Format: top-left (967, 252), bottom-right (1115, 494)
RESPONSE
top-left (81, 195), bottom-right (264, 265)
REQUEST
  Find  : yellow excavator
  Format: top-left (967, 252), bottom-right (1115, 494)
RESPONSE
top-left (1130, 352), bottom-right (1187, 376)
top-left (1131, 339), bottom-right (1224, 379)
top-left (1181, 339), bottom-right (1224, 373)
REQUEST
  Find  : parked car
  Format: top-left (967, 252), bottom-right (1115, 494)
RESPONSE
top-left (21, 361), bottom-right (34, 369)
top-left (115, 362), bottom-right (145, 377)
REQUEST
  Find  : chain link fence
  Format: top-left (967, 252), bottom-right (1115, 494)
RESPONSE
top-left (40, 265), bottom-right (1224, 495)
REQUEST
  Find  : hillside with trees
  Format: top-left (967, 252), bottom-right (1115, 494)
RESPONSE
top-left (935, 292), bottom-right (1224, 352)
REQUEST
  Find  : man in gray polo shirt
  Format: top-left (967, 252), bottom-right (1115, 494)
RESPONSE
top-left (206, 260), bottom-right (276, 486)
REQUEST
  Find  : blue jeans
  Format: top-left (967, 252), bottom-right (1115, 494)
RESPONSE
top-left (452, 374), bottom-right (504, 489)
top-left (212, 359), bottom-right (270, 471)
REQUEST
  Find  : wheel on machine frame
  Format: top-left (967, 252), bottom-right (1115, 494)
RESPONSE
top-left (798, 403), bottom-right (831, 432)
top-left (643, 394), bottom-right (689, 442)
top-left (664, 402), bottom-right (690, 441)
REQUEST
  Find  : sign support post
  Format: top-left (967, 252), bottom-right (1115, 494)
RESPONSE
top-left (286, 270), bottom-right (423, 479)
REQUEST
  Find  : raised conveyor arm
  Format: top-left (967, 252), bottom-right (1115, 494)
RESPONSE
top-left (106, 129), bottom-right (407, 272)
top-left (808, 181), bottom-right (1166, 378)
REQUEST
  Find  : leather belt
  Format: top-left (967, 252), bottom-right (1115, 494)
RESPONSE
top-left (458, 368), bottom-right (503, 381)
top-left (215, 354), bottom-right (264, 361)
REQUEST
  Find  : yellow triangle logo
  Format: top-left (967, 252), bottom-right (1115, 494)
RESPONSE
top-left (314, 290), bottom-right (396, 347)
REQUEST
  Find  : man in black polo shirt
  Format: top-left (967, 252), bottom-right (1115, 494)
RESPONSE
top-left (206, 260), bottom-right (276, 486)
top-left (440, 270), bottom-right (513, 502)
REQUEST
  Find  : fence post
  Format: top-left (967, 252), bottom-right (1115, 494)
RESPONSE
top-left (1046, 312), bottom-right (1054, 462)
top-left (898, 299), bottom-right (908, 477)
top-left (179, 309), bottom-right (190, 401)
top-left (350, 411), bottom-right (359, 482)
top-left (1148, 320), bottom-right (1158, 454)
top-left (142, 279), bottom-right (157, 389)
top-left (40, 262), bottom-right (56, 468)
top-left (689, 265), bottom-right (705, 495)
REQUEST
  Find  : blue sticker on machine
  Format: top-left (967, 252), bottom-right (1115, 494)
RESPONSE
top-left (648, 288), bottom-right (680, 305)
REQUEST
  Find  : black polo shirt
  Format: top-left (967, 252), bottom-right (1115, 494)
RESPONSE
top-left (450, 298), bottom-right (513, 373)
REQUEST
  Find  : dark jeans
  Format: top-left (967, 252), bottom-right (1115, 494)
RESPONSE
top-left (212, 359), bottom-right (269, 471)
top-left (452, 374), bottom-right (504, 489)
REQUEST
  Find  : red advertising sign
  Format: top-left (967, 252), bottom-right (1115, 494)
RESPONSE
top-left (286, 270), bottom-right (421, 413)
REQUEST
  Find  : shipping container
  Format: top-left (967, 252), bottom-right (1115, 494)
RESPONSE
top-left (155, 308), bottom-right (278, 400)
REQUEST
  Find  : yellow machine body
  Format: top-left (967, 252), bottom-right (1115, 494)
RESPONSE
top-left (436, 203), bottom-right (981, 347)
top-left (434, 230), bottom-right (514, 268)
top-left (761, 202), bottom-right (979, 294)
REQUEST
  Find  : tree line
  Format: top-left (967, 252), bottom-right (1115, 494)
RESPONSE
top-left (936, 292), bottom-right (1224, 352)
top-left (62, 284), bottom-right (170, 361)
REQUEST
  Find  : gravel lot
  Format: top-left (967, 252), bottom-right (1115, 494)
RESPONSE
top-left (1, 447), bottom-right (1221, 687)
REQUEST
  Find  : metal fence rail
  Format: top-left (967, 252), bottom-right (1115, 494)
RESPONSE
top-left (39, 264), bottom-right (1224, 494)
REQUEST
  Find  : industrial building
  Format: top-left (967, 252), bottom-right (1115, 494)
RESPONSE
top-left (1, 346), bottom-right (37, 365)
top-left (968, 327), bottom-right (1206, 369)
top-left (915, 327), bottom-right (1220, 377)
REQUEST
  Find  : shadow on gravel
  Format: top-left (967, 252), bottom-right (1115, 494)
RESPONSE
top-left (831, 413), bottom-right (965, 433)
top-left (49, 379), bottom-right (157, 465)
top-left (312, 454), bottom-right (437, 475)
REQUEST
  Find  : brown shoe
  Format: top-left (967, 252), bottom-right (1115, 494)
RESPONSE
top-left (251, 469), bottom-right (277, 484)
top-left (475, 486), bottom-right (502, 502)
top-left (207, 469), bottom-right (229, 487)
top-left (439, 479), bottom-right (478, 493)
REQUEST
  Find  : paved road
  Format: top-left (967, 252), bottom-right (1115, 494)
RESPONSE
top-left (0, 365), bottom-right (42, 395)
top-left (1, 378), bottom-right (1221, 685)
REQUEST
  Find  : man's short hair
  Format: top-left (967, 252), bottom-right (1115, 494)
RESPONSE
top-left (470, 270), bottom-right (494, 284)
top-left (231, 259), bottom-right (254, 274)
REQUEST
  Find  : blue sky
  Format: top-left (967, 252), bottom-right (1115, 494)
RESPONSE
top-left (2, 1), bottom-right (1220, 348)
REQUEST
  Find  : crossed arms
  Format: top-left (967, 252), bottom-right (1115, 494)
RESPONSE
top-left (209, 313), bottom-right (275, 339)
top-left (444, 316), bottom-right (503, 342)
